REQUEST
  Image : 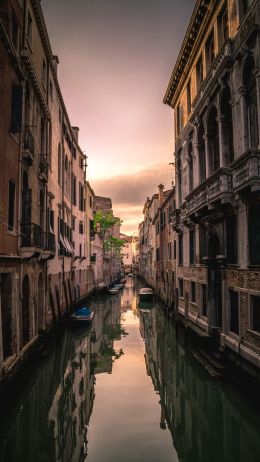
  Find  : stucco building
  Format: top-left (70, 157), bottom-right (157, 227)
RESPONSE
top-left (164, 0), bottom-right (260, 369)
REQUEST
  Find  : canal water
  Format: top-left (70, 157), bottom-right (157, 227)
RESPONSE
top-left (0, 278), bottom-right (260, 462)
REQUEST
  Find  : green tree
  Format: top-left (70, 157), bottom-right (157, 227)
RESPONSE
top-left (93, 211), bottom-right (125, 255)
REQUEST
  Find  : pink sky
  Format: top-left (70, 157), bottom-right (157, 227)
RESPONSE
top-left (42, 0), bottom-right (195, 234)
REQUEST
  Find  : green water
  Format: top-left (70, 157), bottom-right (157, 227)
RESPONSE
top-left (0, 279), bottom-right (260, 462)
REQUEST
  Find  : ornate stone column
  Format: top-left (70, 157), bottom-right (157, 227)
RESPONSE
top-left (217, 113), bottom-right (226, 168)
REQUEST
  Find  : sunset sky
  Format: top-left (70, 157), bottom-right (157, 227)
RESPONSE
top-left (42, 0), bottom-right (195, 234)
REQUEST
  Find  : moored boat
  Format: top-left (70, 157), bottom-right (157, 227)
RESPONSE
top-left (138, 287), bottom-right (154, 302)
top-left (70, 307), bottom-right (94, 325)
top-left (108, 287), bottom-right (119, 295)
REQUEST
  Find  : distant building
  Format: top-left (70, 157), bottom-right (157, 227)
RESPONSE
top-left (120, 234), bottom-right (134, 273)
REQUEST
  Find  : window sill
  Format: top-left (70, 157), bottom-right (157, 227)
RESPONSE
top-left (248, 329), bottom-right (260, 339)
top-left (227, 331), bottom-right (240, 341)
top-left (7, 229), bottom-right (16, 236)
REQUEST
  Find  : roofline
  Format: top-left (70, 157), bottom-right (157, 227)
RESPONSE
top-left (163, 0), bottom-right (212, 107)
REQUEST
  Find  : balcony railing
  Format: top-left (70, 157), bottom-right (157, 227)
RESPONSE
top-left (21, 223), bottom-right (42, 248)
top-left (232, 149), bottom-right (260, 193)
top-left (185, 168), bottom-right (233, 218)
top-left (171, 208), bottom-right (180, 231)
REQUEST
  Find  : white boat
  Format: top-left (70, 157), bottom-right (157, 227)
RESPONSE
top-left (108, 287), bottom-right (119, 294)
top-left (138, 287), bottom-right (154, 302)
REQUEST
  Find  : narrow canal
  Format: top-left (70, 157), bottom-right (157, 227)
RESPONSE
top-left (1, 278), bottom-right (260, 462)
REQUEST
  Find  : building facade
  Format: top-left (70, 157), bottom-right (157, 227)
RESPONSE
top-left (0, 0), bottom-right (93, 383)
top-left (164, 0), bottom-right (260, 369)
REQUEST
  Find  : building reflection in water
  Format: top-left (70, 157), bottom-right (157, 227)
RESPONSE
top-left (0, 294), bottom-right (124, 462)
top-left (140, 305), bottom-right (260, 462)
top-left (1, 284), bottom-right (260, 462)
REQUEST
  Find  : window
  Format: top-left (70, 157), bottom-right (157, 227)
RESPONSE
top-left (42, 59), bottom-right (47, 87)
top-left (72, 217), bottom-right (75, 231)
top-left (229, 290), bottom-right (239, 335)
top-left (226, 214), bottom-right (237, 264)
top-left (208, 106), bottom-right (220, 173)
top-left (49, 209), bottom-right (54, 233)
top-left (179, 278), bottom-right (183, 298)
top-left (199, 224), bottom-right (207, 263)
top-left (243, 0), bottom-right (253, 14)
top-left (8, 180), bottom-right (16, 231)
top-left (179, 233), bottom-right (183, 265)
top-left (218, 3), bottom-right (228, 47)
top-left (243, 57), bottom-right (259, 149)
top-left (79, 222), bottom-right (84, 234)
top-left (188, 139), bottom-right (193, 192)
top-left (174, 240), bottom-right (176, 260)
top-left (187, 79), bottom-right (191, 115)
top-left (205, 30), bottom-right (215, 72)
top-left (176, 103), bottom-right (183, 135)
top-left (79, 244), bottom-right (82, 258)
top-left (196, 55), bottom-right (203, 92)
top-left (249, 204), bottom-right (260, 265)
top-left (10, 85), bottom-right (23, 133)
top-left (220, 85), bottom-right (234, 164)
top-left (190, 229), bottom-right (195, 265)
top-left (168, 242), bottom-right (172, 260)
top-left (191, 282), bottom-right (196, 303)
top-left (177, 153), bottom-right (182, 206)
top-left (27, 10), bottom-right (32, 43)
top-left (201, 284), bottom-right (207, 316)
top-left (58, 143), bottom-right (61, 186)
top-left (198, 123), bottom-right (206, 182)
top-left (50, 80), bottom-right (53, 100)
top-left (251, 295), bottom-right (260, 333)
top-left (72, 175), bottom-right (77, 205)
top-left (12, 13), bottom-right (19, 51)
top-left (156, 247), bottom-right (160, 262)
top-left (79, 182), bottom-right (84, 211)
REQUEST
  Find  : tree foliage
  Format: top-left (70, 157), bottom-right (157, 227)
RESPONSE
top-left (93, 211), bottom-right (124, 254)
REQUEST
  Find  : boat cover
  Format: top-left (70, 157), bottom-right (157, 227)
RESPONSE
top-left (75, 307), bottom-right (92, 317)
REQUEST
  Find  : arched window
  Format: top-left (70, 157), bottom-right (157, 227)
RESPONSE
top-left (177, 151), bottom-right (182, 206)
top-left (188, 137), bottom-right (193, 192)
top-left (243, 56), bottom-right (259, 149)
top-left (220, 85), bottom-right (234, 164)
top-left (58, 143), bottom-right (61, 185)
top-left (207, 106), bottom-right (220, 173)
top-left (198, 123), bottom-right (206, 182)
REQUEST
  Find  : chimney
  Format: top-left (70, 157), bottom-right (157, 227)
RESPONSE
top-left (158, 184), bottom-right (164, 206)
top-left (52, 55), bottom-right (59, 74)
top-left (72, 126), bottom-right (79, 143)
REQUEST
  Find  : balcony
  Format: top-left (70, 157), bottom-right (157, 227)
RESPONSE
top-left (171, 208), bottom-right (181, 232)
top-left (21, 223), bottom-right (42, 257)
top-left (232, 150), bottom-right (260, 194)
top-left (23, 127), bottom-right (34, 165)
top-left (185, 168), bottom-right (233, 219)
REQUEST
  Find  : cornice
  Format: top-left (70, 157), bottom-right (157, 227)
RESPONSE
top-left (163, 0), bottom-right (225, 108)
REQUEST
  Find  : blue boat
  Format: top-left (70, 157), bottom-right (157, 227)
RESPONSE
top-left (70, 307), bottom-right (94, 324)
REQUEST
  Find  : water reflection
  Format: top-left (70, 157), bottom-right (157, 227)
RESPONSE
top-left (141, 306), bottom-right (260, 462)
top-left (0, 281), bottom-right (260, 462)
